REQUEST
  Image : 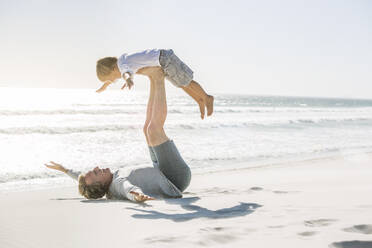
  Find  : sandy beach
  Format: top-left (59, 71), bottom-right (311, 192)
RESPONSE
top-left (1, 153), bottom-right (372, 248)
top-left (2, 0), bottom-right (372, 247)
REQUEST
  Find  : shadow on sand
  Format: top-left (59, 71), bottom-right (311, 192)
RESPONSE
top-left (50, 198), bottom-right (121, 203)
top-left (127, 197), bottom-right (262, 222)
top-left (50, 197), bottom-right (85, 201)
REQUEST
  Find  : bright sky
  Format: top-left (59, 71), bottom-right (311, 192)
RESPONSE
top-left (0, 0), bottom-right (371, 98)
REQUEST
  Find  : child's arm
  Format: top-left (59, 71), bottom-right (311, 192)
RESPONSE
top-left (121, 72), bottom-right (134, 90)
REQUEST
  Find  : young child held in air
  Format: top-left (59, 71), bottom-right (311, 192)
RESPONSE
top-left (95, 49), bottom-right (214, 119)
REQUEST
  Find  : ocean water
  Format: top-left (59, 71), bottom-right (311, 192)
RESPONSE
top-left (1, 88), bottom-right (372, 191)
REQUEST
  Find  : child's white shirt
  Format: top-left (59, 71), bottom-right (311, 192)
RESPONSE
top-left (117, 49), bottom-right (161, 77)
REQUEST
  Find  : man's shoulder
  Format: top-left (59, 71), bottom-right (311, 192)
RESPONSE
top-left (113, 166), bottom-right (153, 177)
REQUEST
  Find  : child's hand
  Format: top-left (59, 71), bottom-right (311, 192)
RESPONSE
top-left (96, 82), bottom-right (111, 93)
top-left (121, 78), bottom-right (134, 90)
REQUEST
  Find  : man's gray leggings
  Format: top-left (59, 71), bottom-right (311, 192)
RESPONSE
top-left (148, 140), bottom-right (191, 192)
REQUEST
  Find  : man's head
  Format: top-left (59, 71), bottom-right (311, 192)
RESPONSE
top-left (78, 167), bottom-right (113, 199)
top-left (96, 57), bottom-right (121, 93)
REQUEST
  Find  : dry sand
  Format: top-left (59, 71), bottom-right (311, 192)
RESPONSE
top-left (1, 153), bottom-right (372, 248)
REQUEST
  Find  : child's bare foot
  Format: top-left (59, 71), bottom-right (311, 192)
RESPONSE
top-left (206, 95), bottom-right (214, 116)
top-left (197, 100), bottom-right (206, 119)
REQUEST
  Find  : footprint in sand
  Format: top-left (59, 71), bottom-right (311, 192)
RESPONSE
top-left (198, 233), bottom-right (238, 246)
top-left (200, 226), bottom-right (227, 232)
top-left (304, 218), bottom-right (338, 227)
top-left (200, 187), bottom-right (238, 195)
top-left (249, 188), bottom-right (300, 194)
top-left (144, 235), bottom-right (184, 244)
top-left (343, 225), bottom-right (372, 235)
top-left (298, 231), bottom-right (317, 237)
top-left (197, 226), bottom-right (240, 245)
top-left (273, 190), bottom-right (289, 194)
top-left (250, 187), bottom-right (264, 191)
top-left (273, 190), bottom-right (301, 194)
top-left (329, 240), bottom-right (372, 248)
top-left (267, 225), bottom-right (285, 229)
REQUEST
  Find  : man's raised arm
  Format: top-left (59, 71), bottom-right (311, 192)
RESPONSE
top-left (44, 161), bottom-right (81, 181)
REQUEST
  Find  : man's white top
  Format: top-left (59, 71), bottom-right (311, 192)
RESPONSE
top-left (67, 166), bottom-right (182, 202)
top-left (117, 49), bottom-right (161, 77)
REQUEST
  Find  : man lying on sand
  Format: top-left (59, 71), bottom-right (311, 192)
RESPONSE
top-left (45, 67), bottom-right (191, 203)
top-left (95, 49), bottom-right (214, 119)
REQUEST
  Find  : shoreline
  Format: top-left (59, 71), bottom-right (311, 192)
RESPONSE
top-left (1, 149), bottom-right (372, 193)
top-left (1, 152), bottom-right (372, 247)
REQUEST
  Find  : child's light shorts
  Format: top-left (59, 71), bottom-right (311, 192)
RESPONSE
top-left (159, 49), bottom-right (194, 88)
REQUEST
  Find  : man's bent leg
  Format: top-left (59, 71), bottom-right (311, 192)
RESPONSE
top-left (143, 79), bottom-right (160, 166)
top-left (147, 69), bottom-right (191, 192)
top-left (147, 70), bottom-right (169, 146)
top-left (144, 80), bottom-right (155, 145)
top-left (152, 140), bottom-right (191, 192)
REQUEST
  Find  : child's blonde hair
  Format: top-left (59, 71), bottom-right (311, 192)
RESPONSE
top-left (96, 57), bottom-right (118, 81)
